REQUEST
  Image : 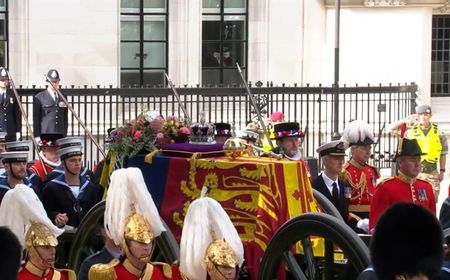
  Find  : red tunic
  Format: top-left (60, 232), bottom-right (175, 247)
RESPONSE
top-left (29, 160), bottom-right (55, 181)
top-left (340, 159), bottom-right (379, 213)
top-left (108, 259), bottom-right (187, 280)
top-left (18, 261), bottom-right (76, 280)
top-left (369, 174), bottom-right (436, 232)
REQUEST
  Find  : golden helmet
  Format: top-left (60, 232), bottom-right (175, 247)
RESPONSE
top-left (25, 222), bottom-right (58, 249)
top-left (124, 211), bottom-right (154, 244)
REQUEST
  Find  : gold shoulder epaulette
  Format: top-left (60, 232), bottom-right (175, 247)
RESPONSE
top-left (59, 269), bottom-right (76, 280)
top-left (152, 262), bottom-right (173, 279)
top-left (416, 178), bottom-right (432, 185)
top-left (88, 259), bottom-right (119, 280)
top-left (343, 161), bottom-right (350, 170)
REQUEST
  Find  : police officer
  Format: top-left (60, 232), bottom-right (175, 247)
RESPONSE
top-left (409, 105), bottom-right (447, 201)
top-left (33, 69), bottom-right (68, 140)
top-left (42, 138), bottom-right (100, 228)
top-left (369, 138), bottom-right (436, 232)
top-left (0, 67), bottom-right (21, 142)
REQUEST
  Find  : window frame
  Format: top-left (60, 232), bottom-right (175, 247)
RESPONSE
top-left (201, 0), bottom-right (249, 86)
top-left (120, 0), bottom-right (169, 87)
top-left (431, 14), bottom-right (450, 97)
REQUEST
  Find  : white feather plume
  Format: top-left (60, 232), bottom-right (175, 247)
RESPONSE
top-left (0, 184), bottom-right (63, 248)
top-left (342, 120), bottom-right (374, 145)
top-left (180, 197), bottom-right (244, 280)
top-left (104, 167), bottom-right (165, 246)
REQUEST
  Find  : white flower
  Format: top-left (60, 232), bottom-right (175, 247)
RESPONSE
top-left (144, 110), bottom-right (160, 122)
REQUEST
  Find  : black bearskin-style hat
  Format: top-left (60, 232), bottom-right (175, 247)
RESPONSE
top-left (395, 138), bottom-right (426, 160)
top-left (371, 202), bottom-right (443, 280)
top-left (0, 226), bottom-right (22, 280)
top-left (273, 122), bottom-right (304, 140)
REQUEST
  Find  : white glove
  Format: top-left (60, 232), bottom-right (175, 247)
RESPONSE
top-left (34, 136), bottom-right (41, 143)
top-left (16, 132), bottom-right (21, 140)
top-left (356, 218), bottom-right (369, 233)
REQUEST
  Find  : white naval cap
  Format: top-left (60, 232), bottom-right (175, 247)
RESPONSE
top-left (6, 140), bottom-right (31, 152)
top-left (57, 145), bottom-right (83, 161)
top-left (316, 140), bottom-right (348, 157)
top-left (0, 132), bottom-right (7, 144)
top-left (1, 151), bottom-right (28, 163)
top-left (56, 137), bottom-right (82, 149)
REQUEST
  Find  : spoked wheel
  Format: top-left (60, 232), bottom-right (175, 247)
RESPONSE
top-left (67, 201), bottom-right (180, 272)
top-left (258, 212), bottom-right (370, 280)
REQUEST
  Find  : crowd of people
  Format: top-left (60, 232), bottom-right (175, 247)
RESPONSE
top-left (0, 67), bottom-right (448, 279)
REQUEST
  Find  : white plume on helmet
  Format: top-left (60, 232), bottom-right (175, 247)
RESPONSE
top-left (180, 196), bottom-right (244, 280)
top-left (342, 120), bottom-right (374, 146)
top-left (104, 167), bottom-right (165, 246)
top-left (0, 184), bottom-right (63, 248)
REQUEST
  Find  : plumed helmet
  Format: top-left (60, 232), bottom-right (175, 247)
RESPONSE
top-left (341, 120), bottom-right (375, 146)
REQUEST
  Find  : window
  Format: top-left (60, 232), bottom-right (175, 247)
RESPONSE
top-left (0, 0), bottom-right (7, 67)
top-left (202, 0), bottom-right (248, 85)
top-left (431, 15), bottom-right (450, 96)
top-left (120, 0), bottom-right (168, 86)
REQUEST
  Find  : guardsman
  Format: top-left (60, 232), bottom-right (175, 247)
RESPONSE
top-left (0, 151), bottom-right (34, 204)
top-left (312, 140), bottom-right (350, 222)
top-left (0, 67), bottom-right (21, 142)
top-left (42, 138), bottom-right (101, 229)
top-left (29, 133), bottom-right (62, 181)
top-left (408, 105), bottom-right (447, 201)
top-left (271, 122), bottom-right (305, 161)
top-left (369, 138), bottom-right (436, 232)
top-left (88, 167), bottom-right (187, 280)
top-left (214, 122), bottom-right (233, 143)
top-left (0, 184), bottom-right (76, 279)
top-left (340, 120), bottom-right (379, 233)
top-left (358, 203), bottom-right (444, 280)
top-left (33, 69), bottom-right (68, 140)
top-left (180, 194), bottom-right (245, 280)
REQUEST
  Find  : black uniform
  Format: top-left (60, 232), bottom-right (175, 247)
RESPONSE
top-left (33, 89), bottom-right (68, 137)
top-left (311, 174), bottom-right (349, 222)
top-left (42, 173), bottom-right (101, 228)
top-left (0, 89), bottom-right (20, 142)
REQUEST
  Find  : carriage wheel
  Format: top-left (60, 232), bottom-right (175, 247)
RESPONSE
top-left (312, 189), bottom-right (343, 221)
top-left (67, 201), bottom-right (180, 272)
top-left (258, 212), bottom-right (370, 280)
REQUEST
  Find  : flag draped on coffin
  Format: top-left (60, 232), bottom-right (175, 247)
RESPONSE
top-left (125, 154), bottom-right (320, 279)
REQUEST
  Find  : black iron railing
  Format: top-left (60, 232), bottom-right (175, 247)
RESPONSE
top-left (17, 82), bottom-right (417, 169)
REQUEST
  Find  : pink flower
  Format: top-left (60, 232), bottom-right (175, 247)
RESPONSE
top-left (156, 132), bottom-right (164, 140)
top-left (180, 127), bottom-right (191, 135)
top-left (133, 130), bottom-right (142, 139)
top-left (117, 130), bottom-right (124, 136)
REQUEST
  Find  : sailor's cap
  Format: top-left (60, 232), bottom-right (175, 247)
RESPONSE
top-left (1, 151), bottom-right (28, 163)
top-left (56, 137), bottom-right (82, 149)
top-left (316, 140), bottom-right (348, 157)
top-left (57, 145), bottom-right (83, 161)
top-left (6, 141), bottom-right (31, 152)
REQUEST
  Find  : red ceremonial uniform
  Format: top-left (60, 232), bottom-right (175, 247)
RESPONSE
top-left (369, 173), bottom-right (436, 232)
top-left (341, 159), bottom-right (380, 213)
top-left (29, 160), bottom-right (55, 181)
top-left (110, 259), bottom-right (187, 280)
top-left (18, 261), bottom-right (76, 280)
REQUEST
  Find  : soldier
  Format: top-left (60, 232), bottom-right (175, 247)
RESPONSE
top-left (358, 203), bottom-right (445, 280)
top-left (88, 167), bottom-right (187, 279)
top-left (340, 120), bottom-right (379, 233)
top-left (42, 138), bottom-right (101, 228)
top-left (369, 138), bottom-right (436, 232)
top-left (312, 140), bottom-right (350, 222)
top-left (271, 122), bottom-right (305, 161)
top-left (0, 151), bottom-right (34, 204)
top-left (0, 184), bottom-right (76, 279)
top-left (180, 195), bottom-right (244, 280)
top-left (29, 133), bottom-right (62, 181)
top-left (0, 67), bottom-right (21, 142)
top-left (214, 122), bottom-right (233, 143)
top-left (33, 69), bottom-right (68, 140)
